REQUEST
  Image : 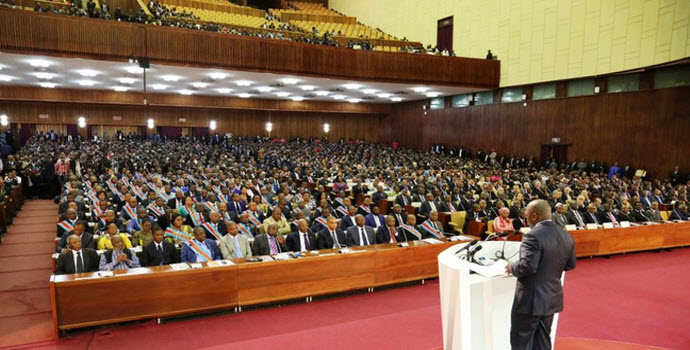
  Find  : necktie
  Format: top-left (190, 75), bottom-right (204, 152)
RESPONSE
top-left (303, 233), bottom-right (311, 250)
top-left (389, 228), bottom-right (397, 243)
top-left (575, 212), bottom-right (584, 226)
top-left (234, 236), bottom-right (243, 258)
top-left (331, 231), bottom-right (340, 248)
top-left (591, 213), bottom-right (599, 224)
top-left (360, 227), bottom-right (368, 246)
top-left (397, 214), bottom-right (403, 225)
top-left (156, 244), bottom-right (164, 265)
top-left (609, 213), bottom-right (618, 225)
top-left (76, 251), bottom-right (84, 273)
top-left (268, 236), bottom-right (279, 255)
top-left (403, 196), bottom-right (408, 205)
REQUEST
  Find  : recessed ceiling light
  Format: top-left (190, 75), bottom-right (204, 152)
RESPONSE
top-left (291, 96), bottom-right (304, 101)
top-left (150, 84), bottom-right (168, 90)
top-left (27, 59), bottom-right (52, 68)
top-left (0, 75), bottom-right (14, 82)
top-left (391, 97), bottom-right (404, 102)
top-left (377, 93), bottom-right (392, 98)
top-left (192, 82), bottom-right (208, 88)
top-left (275, 91), bottom-right (290, 97)
top-left (38, 82), bottom-right (56, 88)
top-left (209, 72), bottom-right (228, 80)
top-left (113, 86), bottom-right (129, 92)
top-left (347, 98), bottom-right (361, 103)
top-left (412, 87), bottom-right (430, 93)
top-left (235, 80), bottom-right (252, 87)
top-left (332, 95), bottom-right (347, 100)
top-left (344, 84), bottom-right (362, 90)
top-left (300, 85), bottom-right (316, 91)
top-left (34, 72), bottom-right (54, 80)
top-left (238, 93), bottom-right (251, 98)
top-left (426, 92), bottom-right (440, 98)
top-left (125, 66), bottom-right (144, 74)
top-left (217, 88), bottom-right (233, 94)
top-left (179, 89), bottom-right (194, 95)
top-left (280, 78), bottom-right (300, 85)
top-left (161, 75), bottom-right (181, 82)
top-left (314, 91), bottom-right (330, 96)
top-left (119, 77), bottom-right (136, 85)
top-left (362, 89), bottom-right (378, 95)
top-left (78, 69), bottom-right (99, 77)
top-left (77, 80), bottom-right (97, 86)
top-left (257, 86), bottom-right (273, 92)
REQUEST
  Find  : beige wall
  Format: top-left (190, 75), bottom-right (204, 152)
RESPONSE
top-left (330, 0), bottom-right (690, 86)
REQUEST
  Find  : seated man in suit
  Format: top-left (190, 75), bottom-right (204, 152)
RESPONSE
top-left (97, 223), bottom-right (133, 250)
top-left (340, 205), bottom-right (358, 231)
top-left (312, 207), bottom-right (335, 232)
top-left (420, 211), bottom-right (448, 239)
top-left (126, 207), bottom-right (153, 234)
top-left (54, 234), bottom-right (100, 275)
top-left (141, 225), bottom-right (180, 266)
top-left (317, 217), bottom-right (351, 249)
top-left (376, 215), bottom-right (407, 244)
top-left (56, 220), bottom-right (95, 253)
top-left (356, 197), bottom-right (373, 216)
top-left (345, 214), bottom-right (375, 246)
top-left (565, 203), bottom-right (586, 228)
top-left (365, 206), bottom-right (386, 229)
top-left (263, 207), bottom-right (291, 236)
top-left (616, 205), bottom-right (635, 222)
top-left (371, 185), bottom-right (388, 206)
top-left (597, 204), bottom-right (620, 227)
top-left (286, 219), bottom-right (317, 252)
top-left (464, 203), bottom-right (489, 232)
top-left (440, 194), bottom-right (460, 213)
top-left (419, 193), bottom-right (441, 217)
top-left (181, 227), bottom-right (221, 263)
top-left (390, 204), bottom-right (407, 227)
top-left (670, 204), bottom-right (689, 220)
top-left (513, 208), bottom-right (529, 232)
top-left (219, 221), bottom-right (253, 259)
top-left (95, 209), bottom-right (124, 233)
top-left (200, 210), bottom-right (227, 241)
top-left (552, 203), bottom-right (569, 228)
top-left (99, 235), bottom-right (141, 271)
top-left (252, 223), bottom-right (288, 256)
top-left (631, 202), bottom-right (652, 222)
top-left (582, 204), bottom-right (601, 225)
top-left (398, 214), bottom-right (424, 241)
top-left (394, 189), bottom-right (412, 207)
top-left (57, 208), bottom-right (80, 237)
top-left (646, 201), bottom-right (663, 222)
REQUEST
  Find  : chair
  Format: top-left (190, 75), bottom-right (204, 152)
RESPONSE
top-left (448, 211), bottom-right (466, 235)
top-left (486, 219), bottom-right (494, 234)
top-left (660, 211), bottom-right (669, 221)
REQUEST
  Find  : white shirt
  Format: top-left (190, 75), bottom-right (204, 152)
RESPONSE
top-left (373, 215), bottom-right (381, 228)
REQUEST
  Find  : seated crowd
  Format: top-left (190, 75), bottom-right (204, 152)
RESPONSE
top-left (30, 133), bottom-right (688, 275)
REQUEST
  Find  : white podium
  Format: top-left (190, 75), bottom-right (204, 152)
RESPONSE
top-left (438, 241), bottom-right (561, 350)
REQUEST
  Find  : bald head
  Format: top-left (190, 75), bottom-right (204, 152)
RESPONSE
top-left (525, 199), bottom-right (551, 227)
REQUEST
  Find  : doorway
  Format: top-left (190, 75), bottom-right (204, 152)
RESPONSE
top-left (437, 16), bottom-right (453, 51)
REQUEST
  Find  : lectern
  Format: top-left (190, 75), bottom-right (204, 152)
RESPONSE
top-left (438, 241), bottom-right (562, 350)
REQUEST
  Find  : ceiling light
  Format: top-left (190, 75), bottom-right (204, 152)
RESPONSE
top-left (377, 93), bottom-right (392, 98)
top-left (300, 85), bottom-right (316, 91)
top-left (150, 84), bottom-right (168, 90)
top-left (192, 82), bottom-right (208, 89)
top-left (217, 88), bottom-right (233, 94)
top-left (209, 72), bottom-right (228, 80)
top-left (78, 69), bottom-right (99, 77)
top-left (332, 95), bottom-right (346, 100)
top-left (362, 89), bottom-right (378, 95)
top-left (344, 83), bottom-right (362, 90)
top-left (161, 75), bottom-right (181, 82)
top-left (38, 82), bottom-right (56, 88)
top-left (265, 122), bottom-right (273, 132)
top-left (391, 97), bottom-right (404, 102)
top-left (323, 123), bottom-right (330, 133)
top-left (147, 118), bottom-right (155, 129)
top-left (34, 72), bottom-right (54, 80)
top-left (0, 120), bottom-right (7, 127)
top-left (347, 98), bottom-right (361, 103)
top-left (78, 116), bottom-right (86, 128)
top-left (0, 115), bottom-right (7, 121)
top-left (209, 120), bottom-right (217, 130)
top-left (257, 86), bottom-right (273, 92)
top-left (238, 93), bottom-right (251, 98)
top-left (275, 91), bottom-right (290, 97)
top-left (426, 92), bottom-right (440, 98)
top-left (412, 87), bottom-right (430, 93)
top-left (113, 86), bottom-right (129, 92)
top-left (0, 75), bottom-right (15, 82)
top-left (314, 91), bottom-right (330, 96)
top-left (119, 77), bottom-right (136, 85)
top-left (125, 66), bottom-right (144, 74)
top-left (235, 80), bottom-right (252, 87)
top-left (280, 78), bottom-right (299, 85)
top-left (77, 80), bottom-right (96, 86)
top-left (291, 96), bottom-right (304, 101)
top-left (27, 59), bottom-right (52, 68)
top-left (179, 89), bottom-right (194, 95)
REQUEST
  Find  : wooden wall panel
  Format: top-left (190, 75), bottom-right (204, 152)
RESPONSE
top-left (380, 86), bottom-right (690, 178)
top-left (0, 101), bottom-right (381, 141)
top-left (0, 7), bottom-right (500, 88)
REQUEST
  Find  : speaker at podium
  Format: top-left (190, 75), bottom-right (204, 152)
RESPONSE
top-left (437, 240), bottom-right (564, 350)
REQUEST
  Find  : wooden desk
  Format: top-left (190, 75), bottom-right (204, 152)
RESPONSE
top-left (51, 240), bottom-right (456, 335)
top-left (465, 220), bottom-right (487, 237)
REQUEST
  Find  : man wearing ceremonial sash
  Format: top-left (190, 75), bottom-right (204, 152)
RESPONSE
top-left (147, 198), bottom-right (168, 219)
top-left (57, 209), bottom-right (78, 237)
top-left (420, 211), bottom-right (448, 239)
top-left (120, 197), bottom-right (139, 222)
top-left (126, 208), bottom-right (152, 233)
top-left (187, 208), bottom-right (205, 228)
top-left (237, 214), bottom-right (256, 239)
top-left (357, 197), bottom-right (372, 216)
top-left (399, 215), bottom-right (423, 241)
top-left (245, 202), bottom-right (265, 224)
top-left (180, 227), bottom-right (221, 263)
top-left (200, 211), bottom-right (226, 240)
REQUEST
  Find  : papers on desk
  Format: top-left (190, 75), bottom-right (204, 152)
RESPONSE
top-left (273, 253), bottom-right (292, 260)
top-left (169, 263), bottom-right (190, 271)
top-left (519, 227), bottom-right (531, 234)
top-left (189, 263), bottom-right (203, 269)
top-left (469, 259), bottom-right (509, 278)
top-left (585, 223), bottom-right (599, 230)
top-left (422, 238), bottom-right (444, 245)
top-left (97, 271), bottom-right (113, 278)
top-left (602, 223), bottom-right (614, 229)
top-left (447, 235), bottom-right (473, 242)
top-left (620, 221), bottom-right (631, 228)
top-left (207, 260), bottom-right (234, 268)
top-left (258, 255), bottom-right (273, 262)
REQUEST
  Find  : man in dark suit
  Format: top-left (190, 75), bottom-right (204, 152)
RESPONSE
top-left (252, 223), bottom-right (288, 255)
top-left (376, 215), bottom-right (406, 244)
top-left (394, 189), bottom-right (412, 207)
top-left (419, 193), bottom-right (441, 217)
top-left (345, 215), bottom-right (375, 246)
top-left (565, 204), bottom-right (586, 228)
top-left (167, 191), bottom-right (186, 210)
top-left (631, 202), bottom-right (652, 222)
top-left (56, 221), bottom-right (95, 253)
top-left (371, 185), bottom-right (388, 206)
top-left (286, 219), bottom-right (317, 252)
top-left (316, 217), bottom-right (351, 249)
top-left (54, 234), bottom-right (100, 275)
top-left (200, 211), bottom-right (227, 240)
top-left (390, 204), bottom-right (407, 227)
top-left (506, 200), bottom-right (576, 350)
top-left (552, 204), bottom-right (569, 228)
top-left (582, 204), bottom-right (600, 225)
top-left (616, 205), bottom-right (635, 222)
top-left (141, 226), bottom-right (179, 266)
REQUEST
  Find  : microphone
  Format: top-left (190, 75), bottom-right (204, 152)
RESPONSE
top-left (454, 240), bottom-right (478, 255)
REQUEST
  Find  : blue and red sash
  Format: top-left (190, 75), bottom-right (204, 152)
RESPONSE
top-left (93, 205), bottom-right (104, 218)
top-left (359, 205), bottom-right (370, 213)
top-left (314, 217), bottom-right (328, 229)
top-left (400, 224), bottom-right (422, 240)
top-left (203, 202), bottom-right (216, 213)
top-left (336, 206), bottom-right (349, 217)
top-left (185, 240), bottom-right (212, 262)
top-left (245, 210), bottom-right (261, 225)
top-left (420, 221), bottom-right (443, 239)
top-left (201, 222), bottom-right (222, 240)
top-left (86, 191), bottom-right (99, 206)
top-left (148, 205), bottom-right (165, 217)
top-left (133, 186), bottom-right (146, 200)
top-left (122, 205), bottom-right (137, 220)
top-left (165, 227), bottom-right (191, 241)
top-left (238, 224), bottom-right (254, 238)
top-left (189, 211), bottom-right (204, 227)
top-left (57, 220), bottom-right (74, 232)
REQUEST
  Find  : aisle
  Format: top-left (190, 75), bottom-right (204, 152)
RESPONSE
top-left (0, 200), bottom-right (57, 348)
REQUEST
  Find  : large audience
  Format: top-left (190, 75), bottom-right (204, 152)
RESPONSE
top-left (8, 132), bottom-right (687, 274)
